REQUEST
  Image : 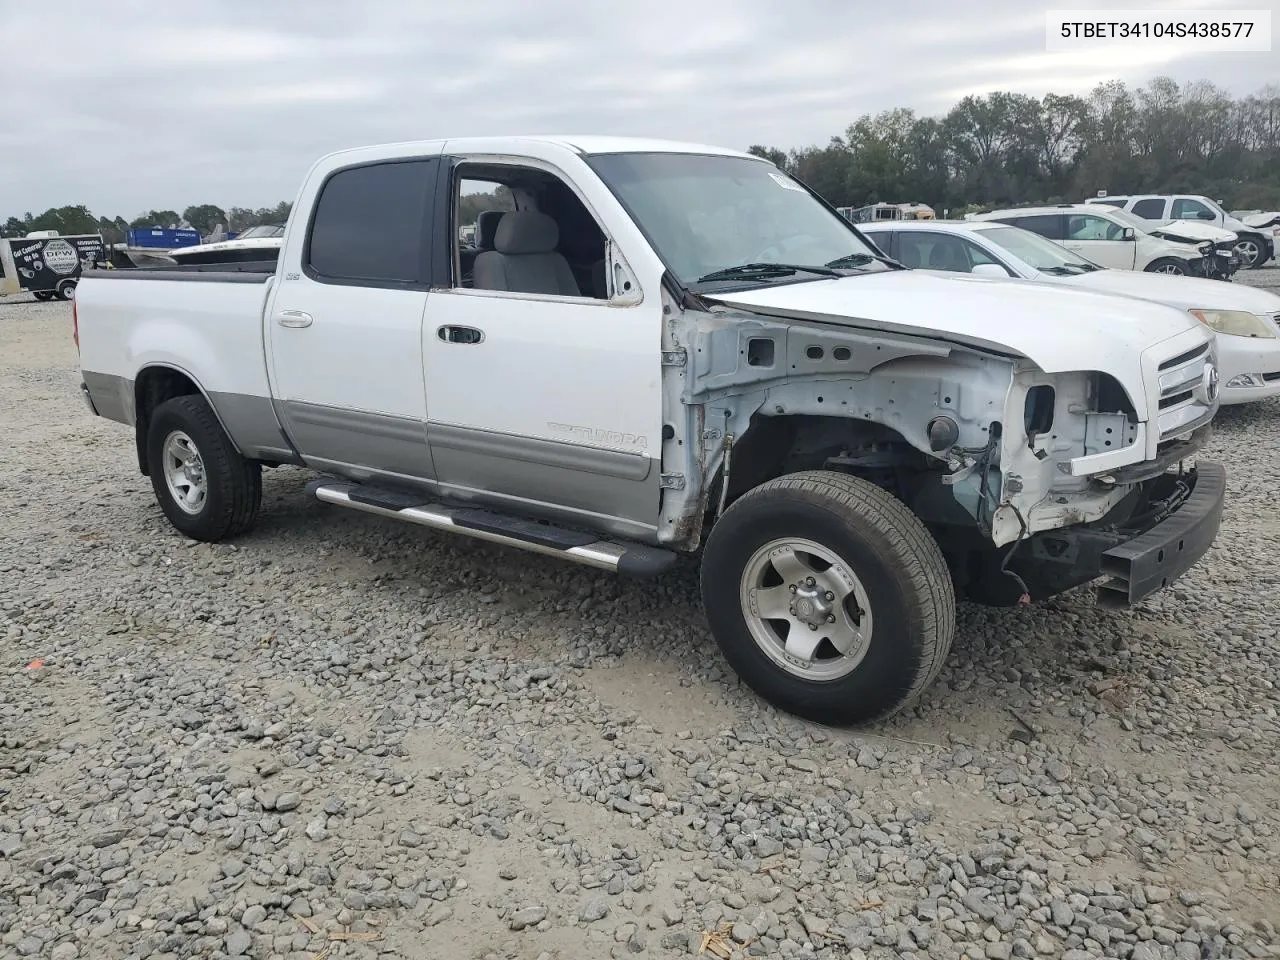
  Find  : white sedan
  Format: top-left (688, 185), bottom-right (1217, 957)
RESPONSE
top-left (859, 219), bottom-right (1280, 405)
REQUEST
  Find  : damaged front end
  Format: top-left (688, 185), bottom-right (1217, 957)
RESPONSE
top-left (655, 287), bottom-right (1226, 605)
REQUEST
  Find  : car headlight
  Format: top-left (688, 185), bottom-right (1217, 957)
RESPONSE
top-left (1188, 309), bottom-right (1277, 339)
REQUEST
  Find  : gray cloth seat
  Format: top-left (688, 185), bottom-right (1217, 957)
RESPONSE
top-left (473, 211), bottom-right (580, 296)
top-left (475, 210), bottom-right (504, 250)
top-left (928, 241), bottom-right (967, 272)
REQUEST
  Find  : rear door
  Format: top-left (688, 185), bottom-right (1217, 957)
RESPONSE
top-left (1061, 212), bottom-right (1135, 268)
top-left (265, 154), bottom-right (441, 484)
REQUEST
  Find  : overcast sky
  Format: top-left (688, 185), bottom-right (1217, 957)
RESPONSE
top-left (1, 0), bottom-right (1275, 219)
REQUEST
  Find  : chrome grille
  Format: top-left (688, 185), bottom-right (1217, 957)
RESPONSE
top-left (1155, 341), bottom-right (1215, 442)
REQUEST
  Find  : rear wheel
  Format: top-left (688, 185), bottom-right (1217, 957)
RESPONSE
top-left (1145, 258), bottom-right (1187, 276)
top-left (146, 395), bottom-right (261, 542)
top-left (54, 279), bottom-right (77, 301)
top-left (700, 470), bottom-right (955, 726)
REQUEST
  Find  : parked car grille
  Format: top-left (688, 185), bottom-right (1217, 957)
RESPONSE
top-left (1154, 341), bottom-right (1216, 442)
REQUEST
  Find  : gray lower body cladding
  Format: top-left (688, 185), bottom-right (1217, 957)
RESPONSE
top-left (80, 371), bottom-right (659, 541)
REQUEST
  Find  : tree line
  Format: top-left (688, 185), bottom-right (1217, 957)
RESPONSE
top-left (747, 77), bottom-right (1279, 214)
top-left (1, 202), bottom-right (293, 244)
top-left (5, 76), bottom-right (1279, 244)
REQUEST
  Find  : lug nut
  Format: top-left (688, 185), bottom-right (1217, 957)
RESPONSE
top-left (805, 576), bottom-right (816, 587)
top-left (809, 623), bottom-right (818, 630)
top-left (789, 584), bottom-right (797, 593)
top-left (827, 614), bottom-right (836, 623)
top-left (824, 591), bottom-right (834, 601)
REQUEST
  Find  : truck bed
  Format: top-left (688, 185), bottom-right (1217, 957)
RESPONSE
top-left (92, 260), bottom-right (278, 281)
top-left (75, 269), bottom-right (280, 449)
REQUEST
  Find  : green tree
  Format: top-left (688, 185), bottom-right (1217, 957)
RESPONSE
top-left (747, 145), bottom-right (790, 171)
top-left (130, 210), bottom-right (181, 228)
top-left (182, 204), bottom-right (228, 235)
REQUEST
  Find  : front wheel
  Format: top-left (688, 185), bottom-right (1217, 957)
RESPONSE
top-left (146, 394), bottom-right (262, 542)
top-left (700, 471), bottom-right (955, 726)
top-left (33, 291), bottom-right (55, 301)
top-left (1145, 257), bottom-right (1187, 276)
top-left (1234, 234), bottom-right (1265, 270)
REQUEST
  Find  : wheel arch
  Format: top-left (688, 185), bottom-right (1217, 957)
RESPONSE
top-left (719, 412), bottom-right (923, 510)
top-left (133, 363), bottom-right (242, 475)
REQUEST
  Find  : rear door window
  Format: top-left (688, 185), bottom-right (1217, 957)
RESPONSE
top-left (1004, 215), bottom-right (1065, 240)
top-left (306, 159), bottom-right (436, 286)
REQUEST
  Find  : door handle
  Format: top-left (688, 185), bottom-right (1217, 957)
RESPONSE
top-left (437, 325), bottom-right (484, 344)
top-left (277, 310), bottom-right (313, 328)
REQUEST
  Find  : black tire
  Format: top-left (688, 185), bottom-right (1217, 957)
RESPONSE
top-left (700, 470), bottom-right (955, 726)
top-left (33, 291), bottom-right (54, 301)
top-left (55, 279), bottom-right (77, 301)
top-left (1145, 257), bottom-right (1187, 276)
top-left (146, 394), bottom-right (261, 542)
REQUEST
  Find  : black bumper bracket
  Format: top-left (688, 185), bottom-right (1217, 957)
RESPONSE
top-left (1095, 460), bottom-right (1226, 608)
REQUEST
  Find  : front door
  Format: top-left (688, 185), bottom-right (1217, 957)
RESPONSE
top-left (1062, 213), bottom-right (1135, 269)
top-left (422, 159), bottom-right (663, 541)
top-left (266, 157), bottom-right (439, 484)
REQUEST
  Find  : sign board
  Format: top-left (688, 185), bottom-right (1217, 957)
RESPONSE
top-left (0, 234), bottom-right (105, 295)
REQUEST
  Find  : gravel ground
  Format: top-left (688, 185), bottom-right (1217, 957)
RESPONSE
top-left (2, 266), bottom-right (1279, 960)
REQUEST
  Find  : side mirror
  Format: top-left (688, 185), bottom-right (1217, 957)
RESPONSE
top-left (971, 262), bottom-right (1011, 278)
top-left (1122, 227), bottom-right (1136, 241)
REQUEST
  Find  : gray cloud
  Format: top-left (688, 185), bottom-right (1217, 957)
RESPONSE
top-left (1, 0), bottom-right (1275, 217)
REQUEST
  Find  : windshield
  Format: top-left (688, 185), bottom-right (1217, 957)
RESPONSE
top-left (1104, 208), bottom-right (1156, 233)
top-left (584, 152), bottom-right (889, 287)
top-left (235, 225), bottom-right (285, 240)
top-left (977, 225), bottom-right (1102, 274)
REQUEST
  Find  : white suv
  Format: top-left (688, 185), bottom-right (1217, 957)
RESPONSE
top-left (1087, 195), bottom-right (1274, 269)
top-left (969, 204), bottom-right (1216, 277)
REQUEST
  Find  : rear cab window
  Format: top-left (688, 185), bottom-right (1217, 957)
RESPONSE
top-left (306, 159), bottom-right (437, 287)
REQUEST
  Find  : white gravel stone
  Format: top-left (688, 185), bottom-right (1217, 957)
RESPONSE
top-left (2, 281), bottom-right (1279, 959)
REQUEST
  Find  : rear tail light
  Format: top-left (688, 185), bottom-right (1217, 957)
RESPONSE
top-left (72, 298), bottom-right (79, 352)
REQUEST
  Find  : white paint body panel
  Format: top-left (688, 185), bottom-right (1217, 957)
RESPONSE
top-left (424, 290), bottom-right (661, 453)
top-left (75, 275), bottom-right (277, 403)
top-left (705, 269), bottom-right (1202, 419)
top-left (861, 220), bottom-right (1280, 406)
top-left (265, 283), bottom-right (429, 420)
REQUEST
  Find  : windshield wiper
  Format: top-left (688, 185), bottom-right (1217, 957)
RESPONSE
top-left (696, 262), bottom-right (841, 283)
top-left (824, 252), bottom-right (902, 270)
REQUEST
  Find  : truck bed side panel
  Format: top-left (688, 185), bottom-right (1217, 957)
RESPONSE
top-left (75, 275), bottom-right (294, 459)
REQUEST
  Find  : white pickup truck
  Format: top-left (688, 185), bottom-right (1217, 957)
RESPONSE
top-left (74, 136), bottom-right (1227, 726)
